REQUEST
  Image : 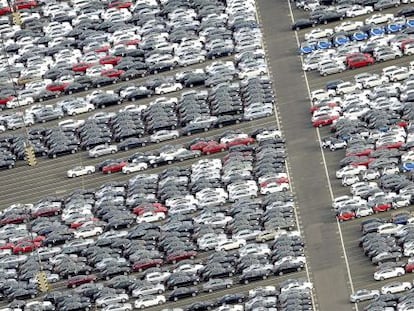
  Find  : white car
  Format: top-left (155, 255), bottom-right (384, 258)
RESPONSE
top-left (154, 82), bottom-right (183, 95)
top-left (96, 294), bottom-right (129, 307)
top-left (134, 295), bottom-right (166, 309)
top-left (336, 165), bottom-right (366, 179)
top-left (356, 206), bottom-right (373, 218)
top-left (150, 130), bottom-right (179, 143)
top-left (374, 267), bottom-right (405, 281)
top-left (304, 28), bottom-right (333, 40)
top-left (67, 165), bottom-right (96, 178)
top-left (136, 211), bottom-right (166, 223)
top-left (260, 182), bottom-right (290, 194)
top-left (102, 303), bottom-right (133, 311)
top-left (88, 144), bottom-right (118, 157)
top-left (336, 82), bottom-right (362, 95)
top-left (334, 21), bottom-right (364, 32)
top-left (173, 263), bottom-right (204, 274)
top-left (280, 281), bottom-right (313, 293)
top-left (58, 119), bottom-right (85, 130)
top-left (73, 226), bottom-right (103, 239)
top-left (377, 223), bottom-right (403, 235)
top-left (256, 129), bottom-right (282, 141)
top-left (66, 102), bottom-right (95, 115)
top-left (361, 169), bottom-right (381, 181)
top-left (342, 175), bottom-right (360, 186)
top-left (381, 281), bottom-right (412, 294)
top-left (122, 162), bottom-right (148, 174)
top-left (365, 13), bottom-right (394, 24)
top-left (311, 89), bottom-right (335, 102)
top-left (347, 5), bottom-right (374, 17)
top-left (145, 271), bottom-right (171, 284)
top-left (216, 238), bottom-right (246, 251)
top-left (6, 97), bottom-right (33, 109)
top-left (362, 75), bottom-right (389, 88)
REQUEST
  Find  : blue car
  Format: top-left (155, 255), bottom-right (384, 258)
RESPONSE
top-left (299, 42), bottom-right (316, 54)
top-left (333, 35), bottom-right (350, 46)
top-left (407, 19), bottom-right (414, 28)
top-left (402, 162), bottom-right (414, 172)
top-left (386, 23), bottom-right (404, 33)
top-left (392, 213), bottom-right (409, 225)
top-left (351, 31), bottom-right (368, 41)
top-left (370, 27), bottom-right (385, 36)
top-left (316, 39), bottom-right (332, 50)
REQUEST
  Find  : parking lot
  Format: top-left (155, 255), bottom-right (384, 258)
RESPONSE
top-left (0, 0), bottom-right (320, 311)
top-left (270, 0), bottom-right (414, 310)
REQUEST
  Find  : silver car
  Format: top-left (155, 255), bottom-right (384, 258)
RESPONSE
top-left (349, 289), bottom-right (380, 302)
top-left (319, 63), bottom-right (345, 76)
top-left (132, 282), bottom-right (165, 298)
top-left (88, 144), bottom-right (118, 157)
top-left (203, 278), bottom-right (233, 292)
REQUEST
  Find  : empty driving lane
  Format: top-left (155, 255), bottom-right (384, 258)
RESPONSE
top-left (256, 0), bottom-right (353, 310)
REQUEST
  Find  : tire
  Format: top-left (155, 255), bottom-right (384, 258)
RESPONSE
top-left (244, 279), bottom-right (249, 284)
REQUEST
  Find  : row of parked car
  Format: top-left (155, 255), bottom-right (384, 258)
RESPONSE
top-left (0, 132), bottom-right (310, 309)
top-left (292, 0), bottom-right (414, 30)
top-left (0, 0), bottom-right (260, 109)
top-left (0, 74), bottom-right (274, 171)
top-left (0, 280), bottom-right (313, 311)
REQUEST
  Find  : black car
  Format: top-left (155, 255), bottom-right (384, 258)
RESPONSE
top-left (291, 18), bottom-right (316, 30)
top-left (273, 259), bottom-right (306, 275)
top-left (0, 159), bottom-right (15, 169)
top-left (168, 287), bottom-right (198, 301)
top-left (92, 76), bottom-right (117, 88)
top-left (217, 293), bottom-right (246, 305)
top-left (239, 268), bottom-right (270, 284)
top-left (318, 11), bottom-right (344, 24)
top-left (65, 82), bottom-right (89, 95)
top-left (118, 138), bottom-right (149, 151)
top-left (183, 74), bottom-right (207, 87)
top-left (34, 90), bottom-right (60, 102)
top-left (166, 274), bottom-right (199, 290)
top-left (91, 94), bottom-right (121, 108)
top-left (397, 6), bottom-right (414, 16)
top-left (47, 144), bottom-right (78, 158)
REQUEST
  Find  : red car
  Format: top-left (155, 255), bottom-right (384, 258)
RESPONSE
top-left (347, 55), bottom-right (375, 69)
top-left (260, 177), bottom-right (289, 188)
top-left (94, 45), bottom-right (110, 53)
top-left (0, 95), bottom-right (14, 108)
top-left (70, 217), bottom-right (100, 229)
top-left (401, 39), bottom-right (414, 51)
top-left (226, 137), bottom-right (256, 148)
top-left (312, 115), bottom-right (338, 127)
top-left (0, 214), bottom-right (29, 225)
top-left (373, 202), bottom-right (392, 213)
top-left (67, 275), bottom-right (97, 288)
top-left (15, 0), bottom-right (37, 9)
top-left (337, 210), bottom-right (356, 222)
top-left (72, 62), bottom-right (94, 72)
top-left (0, 6), bottom-right (11, 15)
top-left (32, 207), bottom-right (61, 218)
top-left (102, 161), bottom-right (127, 174)
top-left (167, 251), bottom-right (197, 264)
top-left (190, 140), bottom-right (209, 151)
top-left (132, 258), bottom-right (164, 272)
top-left (12, 241), bottom-right (41, 254)
top-left (119, 38), bottom-right (140, 46)
top-left (99, 55), bottom-right (122, 66)
top-left (349, 156), bottom-right (374, 167)
top-left (406, 261), bottom-right (414, 273)
top-left (46, 82), bottom-right (69, 93)
top-left (202, 142), bottom-right (228, 155)
top-left (377, 141), bottom-right (404, 150)
top-left (0, 242), bottom-right (14, 250)
top-left (108, 0), bottom-right (133, 8)
top-left (101, 69), bottom-right (125, 78)
top-left (309, 101), bottom-right (339, 113)
top-left (346, 149), bottom-right (373, 157)
top-left (133, 203), bottom-right (168, 215)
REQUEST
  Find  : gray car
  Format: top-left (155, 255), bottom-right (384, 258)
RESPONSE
top-left (374, 0), bottom-right (400, 10)
top-left (202, 278), bottom-right (233, 292)
top-left (349, 289), bottom-right (380, 303)
top-left (319, 63), bottom-right (345, 76)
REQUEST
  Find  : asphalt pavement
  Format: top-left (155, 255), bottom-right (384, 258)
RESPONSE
top-left (255, 0), bottom-right (354, 310)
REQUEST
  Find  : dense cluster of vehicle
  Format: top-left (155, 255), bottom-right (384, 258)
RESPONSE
top-left (0, 0), bottom-right (263, 110)
top-left (0, 72), bottom-right (274, 170)
top-left (299, 14), bottom-right (414, 76)
top-left (307, 64), bottom-right (414, 222)
top-left (292, 0), bottom-right (414, 30)
top-left (0, 133), bottom-right (313, 310)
